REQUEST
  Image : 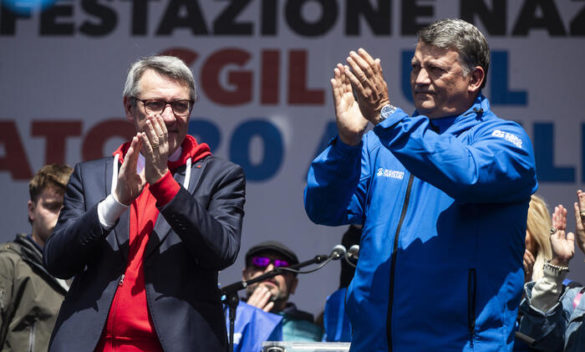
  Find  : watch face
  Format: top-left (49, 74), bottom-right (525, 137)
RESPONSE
top-left (381, 104), bottom-right (396, 118)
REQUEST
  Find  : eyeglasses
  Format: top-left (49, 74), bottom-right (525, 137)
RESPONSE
top-left (134, 98), bottom-right (193, 116)
top-left (251, 256), bottom-right (290, 268)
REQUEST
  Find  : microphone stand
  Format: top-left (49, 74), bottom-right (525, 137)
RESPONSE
top-left (221, 253), bottom-right (331, 352)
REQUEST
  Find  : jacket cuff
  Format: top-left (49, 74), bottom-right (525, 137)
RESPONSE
top-left (528, 266), bottom-right (566, 312)
top-left (150, 171), bottom-right (180, 207)
top-left (373, 107), bottom-right (407, 132)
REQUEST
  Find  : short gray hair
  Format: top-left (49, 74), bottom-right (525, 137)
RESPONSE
top-left (123, 55), bottom-right (197, 102)
top-left (418, 18), bottom-right (490, 89)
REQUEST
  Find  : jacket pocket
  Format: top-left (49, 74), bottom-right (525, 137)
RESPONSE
top-left (467, 268), bottom-right (477, 347)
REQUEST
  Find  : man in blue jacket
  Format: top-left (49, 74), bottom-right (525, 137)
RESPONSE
top-left (304, 19), bottom-right (537, 352)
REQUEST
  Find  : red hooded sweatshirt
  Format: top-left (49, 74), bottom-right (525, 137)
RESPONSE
top-left (96, 135), bottom-right (210, 352)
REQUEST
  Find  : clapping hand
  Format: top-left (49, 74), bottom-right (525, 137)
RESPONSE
top-left (331, 64), bottom-right (369, 146)
top-left (344, 48), bottom-right (390, 125)
top-left (550, 205), bottom-right (574, 267)
top-left (141, 114), bottom-right (170, 184)
top-left (575, 190), bottom-right (585, 254)
top-left (114, 135), bottom-right (145, 205)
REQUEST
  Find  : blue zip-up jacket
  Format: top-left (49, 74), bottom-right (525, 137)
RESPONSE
top-left (304, 95), bottom-right (538, 352)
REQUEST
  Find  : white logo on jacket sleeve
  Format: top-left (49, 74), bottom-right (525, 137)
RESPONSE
top-left (492, 130), bottom-right (523, 148)
top-left (377, 168), bottom-right (404, 179)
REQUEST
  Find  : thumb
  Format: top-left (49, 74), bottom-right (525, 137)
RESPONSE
top-left (139, 169), bottom-right (146, 184)
top-left (566, 231), bottom-right (575, 242)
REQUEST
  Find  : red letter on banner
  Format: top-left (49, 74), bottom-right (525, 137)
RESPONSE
top-left (288, 50), bottom-right (324, 105)
top-left (201, 49), bottom-right (252, 105)
top-left (261, 50), bottom-right (280, 104)
top-left (32, 121), bottom-right (82, 165)
top-left (0, 121), bottom-right (32, 180)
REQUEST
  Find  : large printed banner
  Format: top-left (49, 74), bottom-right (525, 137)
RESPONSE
top-left (1, 0), bottom-right (584, 315)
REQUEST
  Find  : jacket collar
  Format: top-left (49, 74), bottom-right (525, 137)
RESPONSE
top-left (414, 94), bottom-right (490, 135)
top-left (13, 233), bottom-right (69, 292)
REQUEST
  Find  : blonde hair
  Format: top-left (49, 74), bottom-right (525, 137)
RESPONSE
top-left (526, 194), bottom-right (553, 281)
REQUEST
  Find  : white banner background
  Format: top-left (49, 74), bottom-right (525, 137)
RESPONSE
top-left (1, 0), bottom-right (584, 317)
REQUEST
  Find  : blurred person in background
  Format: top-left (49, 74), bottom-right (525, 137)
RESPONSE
top-left (519, 190), bottom-right (585, 351)
top-left (0, 164), bottom-right (72, 352)
top-left (524, 195), bottom-right (553, 283)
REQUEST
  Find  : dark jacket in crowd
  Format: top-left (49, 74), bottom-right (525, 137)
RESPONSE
top-left (0, 234), bottom-right (68, 352)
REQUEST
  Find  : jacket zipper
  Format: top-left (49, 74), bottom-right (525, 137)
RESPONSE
top-left (28, 321), bottom-right (36, 352)
top-left (468, 268), bottom-right (477, 347)
top-left (386, 174), bottom-right (415, 352)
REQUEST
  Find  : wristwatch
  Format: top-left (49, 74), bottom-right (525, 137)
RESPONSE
top-left (379, 104), bottom-right (397, 122)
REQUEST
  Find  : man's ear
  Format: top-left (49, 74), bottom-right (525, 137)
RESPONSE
top-left (289, 277), bottom-right (299, 295)
top-left (27, 200), bottom-right (35, 223)
top-left (242, 267), bottom-right (251, 280)
top-left (123, 97), bottom-right (135, 122)
top-left (468, 66), bottom-right (485, 95)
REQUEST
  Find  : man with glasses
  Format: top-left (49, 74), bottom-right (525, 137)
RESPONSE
top-left (227, 241), bottom-right (322, 351)
top-left (44, 56), bottom-right (246, 352)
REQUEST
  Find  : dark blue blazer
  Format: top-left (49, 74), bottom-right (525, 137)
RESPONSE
top-left (44, 154), bottom-right (245, 352)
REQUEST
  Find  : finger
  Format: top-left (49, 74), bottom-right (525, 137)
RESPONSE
top-left (156, 114), bottom-right (168, 136)
top-left (338, 65), bottom-right (353, 95)
top-left (262, 301), bottom-right (274, 313)
top-left (567, 231), bottom-right (575, 243)
top-left (140, 131), bottom-right (156, 156)
top-left (578, 189), bottom-right (585, 215)
top-left (347, 58), bottom-right (372, 88)
top-left (151, 114), bottom-right (168, 144)
top-left (357, 48), bottom-right (376, 67)
top-left (559, 205), bottom-right (567, 231)
top-left (144, 117), bottom-right (160, 148)
top-left (331, 73), bottom-right (344, 107)
top-left (574, 202), bottom-right (584, 229)
top-left (344, 65), bottom-right (363, 91)
top-left (125, 135), bottom-right (142, 171)
top-left (246, 286), bottom-right (263, 305)
top-left (349, 51), bottom-right (374, 78)
top-left (374, 58), bottom-right (384, 76)
top-left (250, 286), bottom-right (271, 310)
top-left (525, 249), bottom-right (535, 262)
top-left (552, 205), bottom-right (567, 231)
top-left (138, 168), bottom-right (146, 184)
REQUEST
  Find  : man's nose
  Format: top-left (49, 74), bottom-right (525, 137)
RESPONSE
top-left (414, 68), bottom-right (431, 85)
top-left (161, 104), bottom-right (176, 121)
top-left (264, 263), bottom-right (275, 272)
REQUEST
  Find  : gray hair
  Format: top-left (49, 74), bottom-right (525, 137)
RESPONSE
top-left (418, 18), bottom-right (490, 89)
top-left (123, 55), bottom-right (197, 103)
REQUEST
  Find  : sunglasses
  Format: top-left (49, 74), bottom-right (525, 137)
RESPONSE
top-left (251, 256), bottom-right (290, 268)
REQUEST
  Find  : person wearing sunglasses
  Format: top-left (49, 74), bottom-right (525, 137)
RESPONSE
top-left (226, 241), bottom-right (322, 351)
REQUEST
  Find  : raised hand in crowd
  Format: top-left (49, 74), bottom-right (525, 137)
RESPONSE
top-left (549, 204), bottom-right (574, 267)
top-left (575, 190), bottom-right (585, 254)
top-left (523, 249), bottom-right (535, 283)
